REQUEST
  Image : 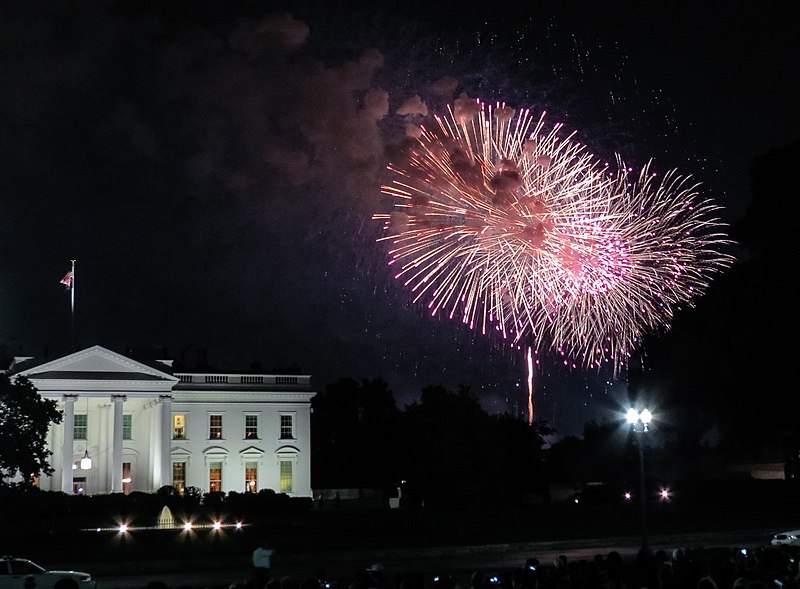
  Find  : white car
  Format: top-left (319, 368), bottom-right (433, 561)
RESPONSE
top-left (771, 530), bottom-right (800, 546)
top-left (0, 557), bottom-right (96, 589)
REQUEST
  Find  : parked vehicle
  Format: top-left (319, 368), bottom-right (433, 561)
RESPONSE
top-left (771, 530), bottom-right (800, 546)
top-left (0, 557), bottom-right (96, 589)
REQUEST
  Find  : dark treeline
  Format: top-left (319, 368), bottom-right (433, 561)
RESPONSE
top-left (310, 379), bottom-right (552, 509)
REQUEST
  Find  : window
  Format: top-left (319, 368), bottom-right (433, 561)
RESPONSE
top-left (73, 476), bottom-right (87, 495)
top-left (209, 461), bottom-right (223, 492)
top-left (245, 461), bottom-right (258, 492)
top-left (172, 462), bottom-right (186, 494)
top-left (73, 414), bottom-right (88, 440)
top-left (173, 415), bottom-right (186, 440)
top-left (209, 415), bottom-right (223, 440)
top-left (122, 462), bottom-right (132, 495)
top-left (245, 415), bottom-right (259, 440)
top-left (122, 414), bottom-right (132, 440)
top-left (280, 414), bottom-right (294, 439)
top-left (279, 460), bottom-right (293, 493)
top-left (8, 560), bottom-right (45, 575)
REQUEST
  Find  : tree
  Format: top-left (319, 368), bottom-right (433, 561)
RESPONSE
top-left (633, 140), bottom-right (800, 454)
top-left (399, 384), bottom-right (549, 508)
top-left (0, 375), bottom-right (62, 486)
top-left (311, 377), bottom-right (400, 489)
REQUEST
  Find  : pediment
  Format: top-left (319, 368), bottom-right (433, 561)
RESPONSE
top-left (18, 346), bottom-right (178, 381)
top-left (14, 345), bottom-right (178, 393)
top-left (203, 446), bottom-right (229, 457)
top-left (171, 447), bottom-right (192, 458)
top-left (240, 446), bottom-right (265, 459)
top-left (276, 445), bottom-right (300, 456)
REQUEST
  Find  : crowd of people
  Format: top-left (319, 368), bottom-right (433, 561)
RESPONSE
top-left (228, 543), bottom-right (799, 589)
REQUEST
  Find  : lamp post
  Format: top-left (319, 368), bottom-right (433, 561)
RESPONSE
top-left (626, 407), bottom-right (652, 551)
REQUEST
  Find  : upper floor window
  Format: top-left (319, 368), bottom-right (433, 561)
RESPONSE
top-left (73, 414), bottom-right (88, 440)
top-left (280, 414), bottom-right (294, 439)
top-left (245, 415), bottom-right (258, 440)
top-left (173, 415), bottom-right (186, 440)
top-left (122, 414), bottom-right (132, 440)
top-left (209, 414), bottom-right (223, 440)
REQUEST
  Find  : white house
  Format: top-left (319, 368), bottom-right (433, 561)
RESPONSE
top-left (7, 345), bottom-right (316, 497)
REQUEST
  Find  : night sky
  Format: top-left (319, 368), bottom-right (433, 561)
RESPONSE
top-left (2, 1), bottom-right (798, 438)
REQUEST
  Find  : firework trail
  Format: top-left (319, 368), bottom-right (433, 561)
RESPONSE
top-left (526, 346), bottom-right (534, 425)
top-left (375, 97), bottom-right (733, 413)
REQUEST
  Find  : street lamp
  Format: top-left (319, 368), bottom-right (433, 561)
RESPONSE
top-left (626, 407), bottom-right (653, 550)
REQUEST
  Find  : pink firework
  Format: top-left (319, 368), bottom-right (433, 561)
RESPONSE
top-left (374, 97), bottom-right (734, 373)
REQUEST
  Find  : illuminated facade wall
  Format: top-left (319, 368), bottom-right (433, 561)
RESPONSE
top-left (9, 345), bottom-right (315, 497)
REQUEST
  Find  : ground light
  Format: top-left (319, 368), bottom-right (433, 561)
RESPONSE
top-left (83, 519), bottom-right (246, 534)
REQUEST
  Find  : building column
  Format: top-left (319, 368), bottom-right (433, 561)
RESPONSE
top-left (61, 394), bottom-right (77, 493)
top-left (153, 395), bottom-right (172, 489)
top-left (111, 395), bottom-right (126, 493)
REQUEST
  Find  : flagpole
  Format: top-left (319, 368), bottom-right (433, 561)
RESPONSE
top-left (70, 260), bottom-right (75, 349)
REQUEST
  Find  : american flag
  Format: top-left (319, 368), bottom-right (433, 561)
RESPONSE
top-left (60, 270), bottom-right (73, 289)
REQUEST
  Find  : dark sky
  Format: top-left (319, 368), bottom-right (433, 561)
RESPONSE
top-left (2, 1), bottom-right (798, 438)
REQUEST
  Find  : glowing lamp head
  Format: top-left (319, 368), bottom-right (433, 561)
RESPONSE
top-left (212, 521), bottom-right (222, 531)
top-left (118, 524), bottom-right (128, 534)
top-left (626, 408), bottom-right (653, 430)
top-left (235, 521), bottom-right (243, 529)
top-left (80, 449), bottom-right (92, 470)
top-left (183, 522), bottom-right (193, 531)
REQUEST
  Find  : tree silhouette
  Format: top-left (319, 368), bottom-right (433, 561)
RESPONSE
top-left (311, 377), bottom-right (400, 490)
top-left (628, 139), bottom-right (800, 459)
top-left (0, 375), bottom-right (63, 487)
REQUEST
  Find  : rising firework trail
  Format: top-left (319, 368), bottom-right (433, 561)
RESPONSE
top-left (526, 346), bottom-right (535, 425)
top-left (374, 97), bottom-right (734, 420)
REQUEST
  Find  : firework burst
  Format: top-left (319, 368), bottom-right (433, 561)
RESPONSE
top-left (374, 97), bottom-right (734, 373)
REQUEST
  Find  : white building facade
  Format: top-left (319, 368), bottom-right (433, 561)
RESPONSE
top-left (8, 345), bottom-right (315, 497)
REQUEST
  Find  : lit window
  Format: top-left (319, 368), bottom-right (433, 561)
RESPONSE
top-left (172, 462), bottom-right (186, 494)
top-left (209, 415), bottom-right (223, 440)
top-left (173, 415), bottom-right (186, 440)
top-left (279, 460), bottom-right (293, 493)
top-left (122, 462), bottom-right (132, 495)
top-left (122, 414), bottom-right (132, 440)
top-left (209, 461), bottom-right (223, 493)
top-left (73, 414), bottom-right (88, 440)
top-left (245, 415), bottom-right (259, 439)
top-left (280, 415), bottom-right (294, 439)
top-left (245, 461), bottom-right (258, 492)
top-left (73, 476), bottom-right (87, 495)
